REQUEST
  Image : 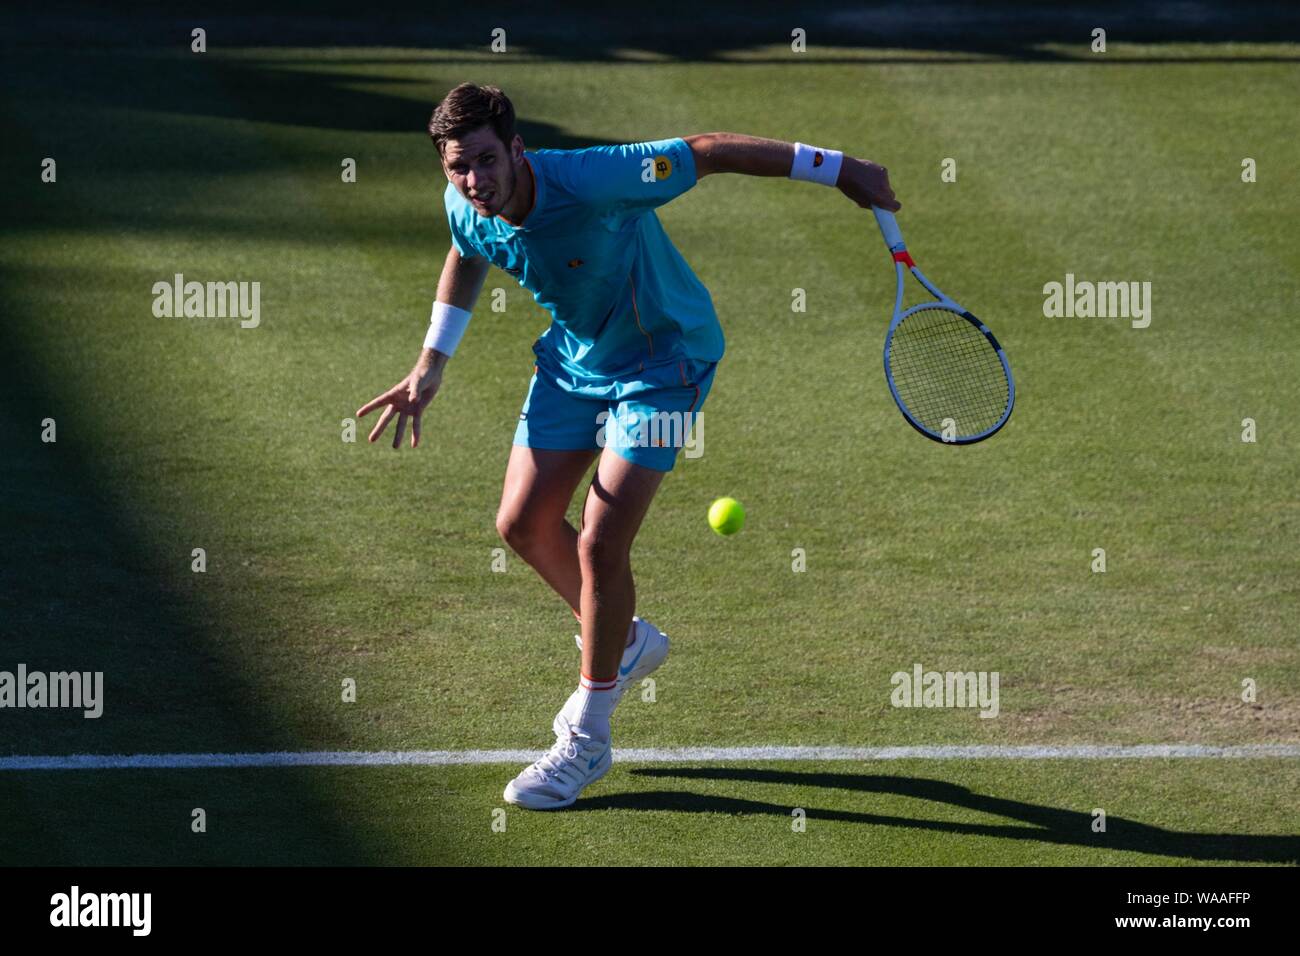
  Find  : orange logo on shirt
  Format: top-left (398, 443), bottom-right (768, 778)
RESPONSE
top-left (653, 156), bottom-right (672, 180)
top-left (813, 151), bottom-right (824, 167)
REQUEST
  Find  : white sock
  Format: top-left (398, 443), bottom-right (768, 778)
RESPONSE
top-left (571, 673), bottom-right (617, 742)
top-left (562, 621), bottom-right (640, 724)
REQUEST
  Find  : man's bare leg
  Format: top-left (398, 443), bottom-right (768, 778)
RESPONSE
top-left (501, 446), bottom-right (671, 810)
top-left (569, 449), bottom-right (666, 737)
top-left (494, 445), bottom-right (596, 613)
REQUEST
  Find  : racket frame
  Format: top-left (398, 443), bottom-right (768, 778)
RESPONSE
top-left (873, 208), bottom-right (1015, 445)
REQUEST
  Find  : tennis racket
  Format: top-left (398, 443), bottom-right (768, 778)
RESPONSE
top-left (872, 207), bottom-right (1014, 444)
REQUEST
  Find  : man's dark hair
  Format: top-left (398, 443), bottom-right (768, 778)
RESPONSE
top-left (428, 83), bottom-right (517, 156)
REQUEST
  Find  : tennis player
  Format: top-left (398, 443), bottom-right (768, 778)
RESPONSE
top-left (358, 83), bottom-right (898, 809)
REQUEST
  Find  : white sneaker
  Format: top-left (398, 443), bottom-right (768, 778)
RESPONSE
top-left (555, 616), bottom-right (670, 736)
top-left (503, 715), bottom-right (612, 810)
top-left (579, 616), bottom-right (671, 694)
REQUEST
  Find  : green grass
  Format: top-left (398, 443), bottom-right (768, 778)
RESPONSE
top-left (4, 760), bottom-right (1296, 866)
top-left (1, 28), bottom-right (1297, 865)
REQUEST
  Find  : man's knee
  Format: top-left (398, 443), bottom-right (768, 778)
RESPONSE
top-left (496, 507), bottom-right (566, 557)
top-left (577, 523), bottom-right (629, 573)
top-left (495, 509), bottom-right (532, 553)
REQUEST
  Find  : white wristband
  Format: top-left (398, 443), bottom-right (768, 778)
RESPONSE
top-left (423, 301), bottom-right (472, 356)
top-left (790, 142), bottom-right (843, 187)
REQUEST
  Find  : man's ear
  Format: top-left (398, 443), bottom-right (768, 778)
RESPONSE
top-left (510, 134), bottom-right (525, 162)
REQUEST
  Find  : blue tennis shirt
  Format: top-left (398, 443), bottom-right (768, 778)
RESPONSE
top-left (444, 137), bottom-right (724, 385)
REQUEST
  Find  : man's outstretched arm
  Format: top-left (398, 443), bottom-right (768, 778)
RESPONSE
top-left (683, 132), bottom-right (900, 212)
top-left (356, 246), bottom-right (489, 450)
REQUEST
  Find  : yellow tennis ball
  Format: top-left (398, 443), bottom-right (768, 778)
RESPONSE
top-left (708, 497), bottom-right (745, 536)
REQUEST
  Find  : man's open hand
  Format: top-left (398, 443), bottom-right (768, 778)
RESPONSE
top-left (357, 361), bottom-right (443, 449)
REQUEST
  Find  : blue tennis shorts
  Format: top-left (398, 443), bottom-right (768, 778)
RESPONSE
top-left (513, 355), bottom-right (717, 472)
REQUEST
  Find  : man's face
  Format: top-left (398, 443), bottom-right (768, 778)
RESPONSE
top-left (441, 126), bottom-right (521, 218)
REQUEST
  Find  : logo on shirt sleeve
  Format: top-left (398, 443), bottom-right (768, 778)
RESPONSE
top-left (653, 155), bottom-right (673, 180)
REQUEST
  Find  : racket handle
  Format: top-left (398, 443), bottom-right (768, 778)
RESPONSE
top-left (872, 206), bottom-right (906, 253)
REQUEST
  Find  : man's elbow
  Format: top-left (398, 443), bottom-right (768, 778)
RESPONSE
top-left (685, 133), bottom-right (723, 178)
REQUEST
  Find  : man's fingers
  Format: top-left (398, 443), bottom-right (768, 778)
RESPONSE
top-left (867, 162), bottom-right (900, 212)
top-left (411, 411), bottom-right (422, 448)
top-left (392, 412), bottom-right (408, 450)
top-left (872, 178), bottom-right (900, 210)
top-left (367, 405), bottom-right (397, 443)
top-left (357, 385), bottom-right (400, 418)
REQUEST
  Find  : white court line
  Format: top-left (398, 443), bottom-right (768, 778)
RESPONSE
top-left (1, 744), bottom-right (1298, 770)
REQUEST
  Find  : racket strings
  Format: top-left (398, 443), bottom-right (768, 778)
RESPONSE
top-left (888, 310), bottom-right (1009, 436)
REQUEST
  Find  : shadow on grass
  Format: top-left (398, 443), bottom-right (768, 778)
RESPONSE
top-left (568, 767), bottom-right (1300, 864)
top-left (3, 2), bottom-right (1300, 151)
top-left (0, 273), bottom-right (418, 865)
top-left (0, 46), bottom-right (609, 250)
top-left (5, 1), bottom-right (1300, 64)
top-left (4, 3), bottom-right (1296, 203)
